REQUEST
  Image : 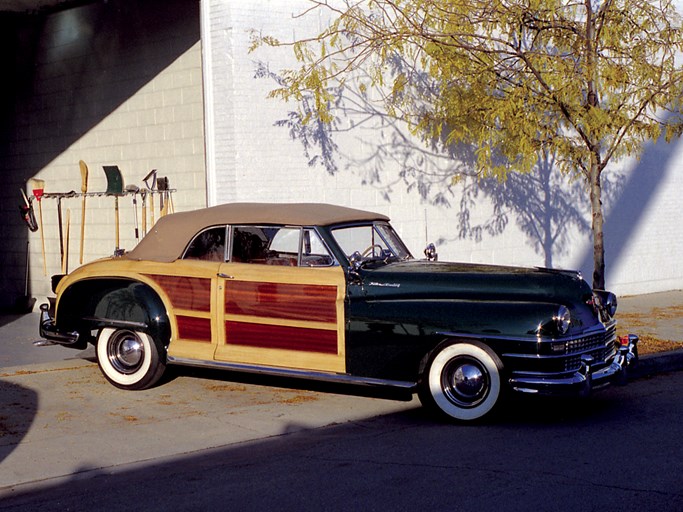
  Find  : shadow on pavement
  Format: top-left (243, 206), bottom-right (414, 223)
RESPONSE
top-left (0, 380), bottom-right (37, 466)
top-left (167, 365), bottom-right (415, 402)
top-left (0, 314), bottom-right (29, 330)
top-left (1, 371), bottom-right (682, 512)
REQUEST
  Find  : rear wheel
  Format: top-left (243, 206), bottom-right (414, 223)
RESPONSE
top-left (96, 327), bottom-right (166, 390)
top-left (418, 341), bottom-right (503, 422)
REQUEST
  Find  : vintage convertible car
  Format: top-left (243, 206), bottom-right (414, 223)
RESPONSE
top-left (39, 202), bottom-right (638, 421)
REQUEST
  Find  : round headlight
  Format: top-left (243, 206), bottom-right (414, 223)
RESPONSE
top-left (604, 292), bottom-right (618, 318)
top-left (593, 290), bottom-right (618, 319)
top-left (554, 306), bottom-right (571, 335)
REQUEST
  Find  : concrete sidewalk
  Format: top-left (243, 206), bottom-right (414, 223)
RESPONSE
top-left (0, 312), bottom-right (95, 368)
top-left (616, 290), bottom-right (683, 377)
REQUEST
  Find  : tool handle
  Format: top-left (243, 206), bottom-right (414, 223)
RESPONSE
top-left (80, 195), bottom-right (86, 264)
top-left (62, 209), bottom-right (70, 274)
top-left (115, 197), bottom-right (120, 250)
top-left (38, 201), bottom-right (47, 276)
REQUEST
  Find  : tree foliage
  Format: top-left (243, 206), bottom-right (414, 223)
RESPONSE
top-left (254, 0), bottom-right (683, 288)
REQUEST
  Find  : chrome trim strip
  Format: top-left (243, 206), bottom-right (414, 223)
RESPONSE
top-left (82, 316), bottom-right (148, 330)
top-left (436, 324), bottom-right (615, 343)
top-left (437, 322), bottom-right (612, 345)
top-left (166, 356), bottom-right (417, 391)
top-left (502, 349), bottom-right (614, 361)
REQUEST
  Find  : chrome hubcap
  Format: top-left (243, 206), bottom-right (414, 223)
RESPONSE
top-left (442, 357), bottom-right (490, 408)
top-left (107, 330), bottom-right (144, 374)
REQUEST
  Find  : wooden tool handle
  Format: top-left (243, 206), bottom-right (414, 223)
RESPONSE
top-left (79, 160), bottom-right (88, 265)
top-left (115, 196), bottom-right (120, 250)
top-left (62, 209), bottom-right (70, 274)
top-left (38, 201), bottom-right (47, 276)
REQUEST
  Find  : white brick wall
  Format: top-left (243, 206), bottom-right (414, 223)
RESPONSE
top-left (204, 0), bottom-right (683, 296)
top-left (4, 2), bottom-right (207, 305)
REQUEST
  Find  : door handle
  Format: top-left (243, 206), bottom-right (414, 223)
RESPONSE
top-left (217, 273), bottom-right (234, 279)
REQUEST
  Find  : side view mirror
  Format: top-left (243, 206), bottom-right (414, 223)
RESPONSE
top-left (424, 243), bottom-right (438, 261)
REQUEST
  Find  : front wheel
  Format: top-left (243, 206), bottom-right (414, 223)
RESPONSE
top-left (418, 341), bottom-right (503, 422)
top-left (96, 327), bottom-right (166, 390)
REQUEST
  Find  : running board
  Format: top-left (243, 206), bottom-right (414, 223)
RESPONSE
top-left (167, 356), bottom-right (417, 392)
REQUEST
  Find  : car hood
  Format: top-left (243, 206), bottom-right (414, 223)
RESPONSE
top-left (357, 260), bottom-right (593, 306)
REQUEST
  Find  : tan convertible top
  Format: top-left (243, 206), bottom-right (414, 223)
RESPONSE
top-left (125, 202), bottom-right (389, 262)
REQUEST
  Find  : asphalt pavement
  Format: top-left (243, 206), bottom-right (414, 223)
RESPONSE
top-left (0, 291), bottom-right (682, 499)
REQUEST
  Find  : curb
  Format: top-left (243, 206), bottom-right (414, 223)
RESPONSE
top-left (630, 349), bottom-right (683, 380)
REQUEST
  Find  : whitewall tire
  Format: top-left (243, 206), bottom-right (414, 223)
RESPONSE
top-left (419, 341), bottom-right (503, 422)
top-left (96, 327), bottom-right (166, 390)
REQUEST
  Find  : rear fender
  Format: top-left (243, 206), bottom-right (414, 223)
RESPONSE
top-left (57, 279), bottom-right (171, 349)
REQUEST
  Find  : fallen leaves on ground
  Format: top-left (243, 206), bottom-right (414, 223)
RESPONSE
top-left (618, 306), bottom-right (683, 355)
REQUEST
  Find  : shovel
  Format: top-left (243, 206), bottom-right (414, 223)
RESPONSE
top-left (103, 165), bottom-right (124, 252)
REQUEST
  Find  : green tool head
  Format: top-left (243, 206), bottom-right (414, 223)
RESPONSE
top-left (103, 165), bottom-right (124, 195)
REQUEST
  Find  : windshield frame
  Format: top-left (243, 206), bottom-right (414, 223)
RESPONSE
top-left (329, 221), bottom-right (413, 265)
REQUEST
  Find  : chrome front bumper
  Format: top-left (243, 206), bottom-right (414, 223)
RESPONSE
top-left (38, 303), bottom-right (80, 346)
top-left (509, 334), bottom-right (639, 396)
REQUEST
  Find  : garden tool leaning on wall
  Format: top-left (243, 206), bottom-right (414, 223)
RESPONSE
top-left (29, 178), bottom-right (47, 275)
top-left (79, 160), bottom-right (88, 264)
top-left (143, 169), bottom-right (157, 228)
top-left (103, 165), bottom-right (124, 254)
top-left (125, 184), bottom-right (141, 242)
top-left (20, 189), bottom-right (38, 233)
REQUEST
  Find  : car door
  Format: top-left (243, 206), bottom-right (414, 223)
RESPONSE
top-left (154, 226), bottom-right (227, 362)
top-left (213, 225), bottom-right (347, 373)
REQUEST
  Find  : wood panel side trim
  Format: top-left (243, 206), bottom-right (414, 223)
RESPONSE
top-left (226, 321), bottom-right (338, 354)
top-left (225, 281), bottom-right (337, 323)
top-left (177, 315), bottom-right (212, 342)
top-left (223, 313), bottom-right (335, 331)
top-left (145, 274), bottom-right (212, 312)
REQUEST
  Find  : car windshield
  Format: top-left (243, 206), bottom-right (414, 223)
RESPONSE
top-left (331, 222), bottom-right (412, 262)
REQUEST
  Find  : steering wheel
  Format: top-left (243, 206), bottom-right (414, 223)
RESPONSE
top-left (361, 244), bottom-right (385, 258)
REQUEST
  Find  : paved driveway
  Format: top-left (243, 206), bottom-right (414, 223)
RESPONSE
top-left (1, 363), bottom-right (683, 511)
top-left (0, 358), bottom-right (416, 490)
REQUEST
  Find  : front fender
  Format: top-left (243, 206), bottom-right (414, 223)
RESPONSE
top-left (346, 298), bottom-right (583, 381)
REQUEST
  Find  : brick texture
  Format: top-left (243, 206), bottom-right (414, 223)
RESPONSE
top-left (204, 0), bottom-right (683, 296)
top-left (1, 0), bottom-right (206, 308)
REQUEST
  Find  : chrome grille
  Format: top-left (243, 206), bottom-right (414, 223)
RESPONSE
top-left (563, 325), bottom-right (617, 372)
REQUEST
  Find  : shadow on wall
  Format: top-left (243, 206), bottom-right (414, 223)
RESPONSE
top-left (0, 0), bottom-right (200, 311)
top-left (577, 136), bottom-right (678, 290)
top-left (255, 64), bottom-right (631, 271)
top-left (451, 154), bottom-right (600, 270)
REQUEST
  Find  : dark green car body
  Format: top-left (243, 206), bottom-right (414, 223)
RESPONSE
top-left (344, 260), bottom-right (610, 381)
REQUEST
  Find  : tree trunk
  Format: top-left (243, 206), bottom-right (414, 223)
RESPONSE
top-left (589, 162), bottom-right (605, 290)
